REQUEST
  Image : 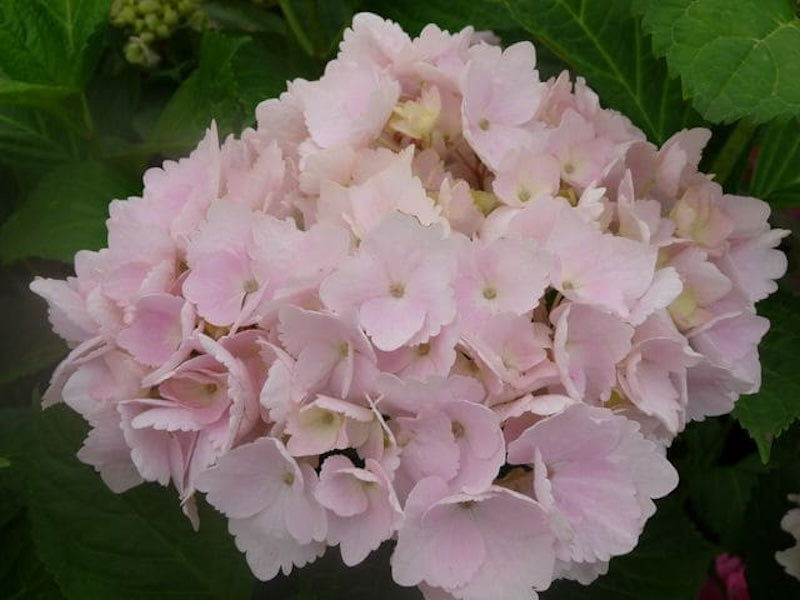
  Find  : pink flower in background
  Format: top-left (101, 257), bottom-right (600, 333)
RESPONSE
top-left (30, 11), bottom-right (787, 599)
top-left (699, 554), bottom-right (750, 600)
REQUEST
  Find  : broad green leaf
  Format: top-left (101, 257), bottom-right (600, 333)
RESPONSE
top-left (0, 267), bottom-right (66, 384)
top-left (278, 0), bottom-right (361, 60)
top-left (231, 35), bottom-right (316, 118)
top-left (0, 457), bottom-right (9, 468)
top-left (0, 161), bottom-right (138, 264)
top-left (0, 407), bottom-right (62, 599)
top-left (0, 0), bottom-right (111, 133)
top-left (502, 0), bottom-right (701, 144)
top-left (85, 66), bottom-right (142, 142)
top-left (203, 0), bottom-right (287, 34)
top-left (0, 0), bottom-right (111, 87)
top-left (639, 0), bottom-right (800, 124)
top-left (734, 291), bottom-right (800, 462)
top-left (671, 418), bottom-right (765, 546)
top-left (736, 457), bottom-right (800, 597)
top-left (0, 406), bottom-right (34, 458)
top-left (0, 80), bottom-right (76, 106)
top-left (0, 510), bottom-right (64, 600)
top-left (0, 468), bottom-right (22, 528)
top-left (359, 0), bottom-right (520, 36)
top-left (27, 405), bottom-right (253, 600)
top-left (688, 458), bottom-right (764, 546)
top-left (0, 106), bottom-right (81, 168)
top-left (749, 118), bottom-right (800, 207)
top-left (150, 32), bottom-right (248, 146)
top-left (546, 498), bottom-right (717, 599)
top-left (150, 31), bottom-right (301, 150)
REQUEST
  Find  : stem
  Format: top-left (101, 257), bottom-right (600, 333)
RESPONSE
top-left (709, 119), bottom-right (756, 188)
top-left (278, 0), bottom-right (315, 58)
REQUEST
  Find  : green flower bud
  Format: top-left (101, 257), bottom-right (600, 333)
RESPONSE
top-left (187, 9), bottom-right (207, 31)
top-left (144, 12), bottom-right (159, 30)
top-left (124, 39), bottom-right (146, 64)
top-left (112, 5), bottom-right (136, 26)
top-left (177, 0), bottom-right (195, 16)
top-left (124, 37), bottom-right (160, 67)
top-left (155, 24), bottom-right (170, 39)
top-left (111, 0), bottom-right (123, 19)
top-left (140, 30), bottom-right (155, 43)
top-left (137, 0), bottom-right (160, 15)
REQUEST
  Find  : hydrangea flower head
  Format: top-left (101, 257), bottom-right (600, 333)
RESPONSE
top-left (31, 12), bottom-right (787, 599)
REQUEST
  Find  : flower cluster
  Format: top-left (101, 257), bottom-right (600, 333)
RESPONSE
top-left (32, 13), bottom-right (787, 599)
top-left (111, 0), bottom-right (205, 67)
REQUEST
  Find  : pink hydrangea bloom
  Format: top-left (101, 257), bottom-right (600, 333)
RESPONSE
top-left (31, 11), bottom-right (786, 597)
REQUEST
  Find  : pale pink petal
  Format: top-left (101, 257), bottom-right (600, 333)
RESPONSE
top-left (194, 436), bottom-right (300, 519)
top-left (228, 514), bottom-right (325, 581)
top-left (360, 296), bottom-right (427, 351)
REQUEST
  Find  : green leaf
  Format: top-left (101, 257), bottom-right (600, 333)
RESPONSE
top-left (0, 106), bottom-right (81, 168)
top-left (0, 407), bottom-right (63, 599)
top-left (0, 80), bottom-right (77, 106)
top-left (736, 456), bottom-right (800, 597)
top-left (546, 498), bottom-right (717, 599)
top-left (0, 406), bottom-right (34, 458)
top-left (358, 0), bottom-right (519, 37)
top-left (0, 161), bottom-right (138, 264)
top-left (278, 0), bottom-right (361, 61)
top-left (0, 266), bottom-right (66, 385)
top-left (688, 457), bottom-right (764, 545)
top-left (0, 0), bottom-right (111, 134)
top-left (150, 32), bottom-right (248, 147)
top-left (230, 35), bottom-right (313, 119)
top-left (150, 31), bottom-right (301, 150)
top-left (670, 418), bottom-right (766, 546)
top-left (734, 291), bottom-right (800, 462)
top-left (203, 0), bottom-right (287, 34)
top-left (502, 0), bottom-right (701, 144)
top-left (0, 0), bottom-right (111, 87)
top-left (0, 457), bottom-right (9, 468)
top-left (26, 405), bottom-right (253, 600)
top-left (639, 0), bottom-right (800, 124)
top-left (0, 510), bottom-right (65, 600)
top-left (749, 118), bottom-right (800, 207)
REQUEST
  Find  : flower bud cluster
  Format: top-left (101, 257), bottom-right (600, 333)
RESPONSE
top-left (33, 13), bottom-right (787, 599)
top-left (110, 0), bottom-right (205, 67)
